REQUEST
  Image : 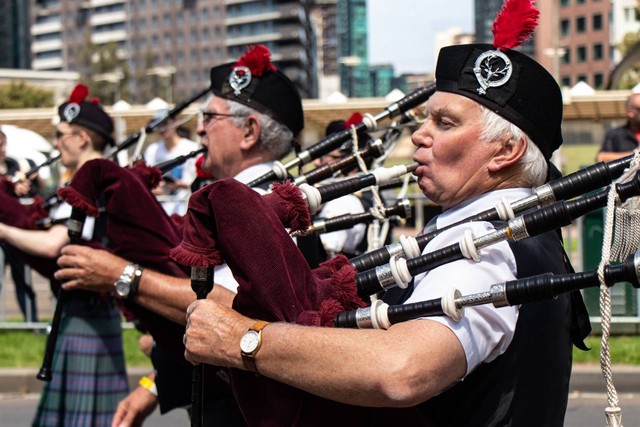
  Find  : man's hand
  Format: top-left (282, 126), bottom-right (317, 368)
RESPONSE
top-left (56, 244), bottom-right (128, 292)
top-left (111, 386), bottom-right (158, 427)
top-left (184, 299), bottom-right (253, 368)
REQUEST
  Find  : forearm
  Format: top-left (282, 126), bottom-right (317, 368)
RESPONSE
top-left (134, 271), bottom-right (235, 325)
top-left (0, 223), bottom-right (68, 258)
top-left (256, 321), bottom-right (464, 407)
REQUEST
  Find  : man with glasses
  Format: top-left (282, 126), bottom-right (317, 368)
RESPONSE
top-left (0, 84), bottom-right (129, 426)
top-left (597, 92), bottom-right (640, 162)
top-left (54, 45), bottom-right (305, 426)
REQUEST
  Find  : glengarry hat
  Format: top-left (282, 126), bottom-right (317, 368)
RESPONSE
top-left (57, 84), bottom-right (115, 145)
top-left (435, 0), bottom-right (562, 160)
top-left (209, 45), bottom-right (304, 135)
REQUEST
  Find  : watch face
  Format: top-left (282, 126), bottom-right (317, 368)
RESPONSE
top-left (240, 330), bottom-right (260, 354)
top-left (115, 280), bottom-right (130, 297)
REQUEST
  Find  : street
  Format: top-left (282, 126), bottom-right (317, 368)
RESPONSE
top-left (1, 391), bottom-right (640, 426)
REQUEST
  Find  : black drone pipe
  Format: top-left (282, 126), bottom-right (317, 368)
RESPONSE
top-left (293, 139), bottom-right (385, 186)
top-left (156, 147), bottom-right (207, 175)
top-left (36, 207), bottom-right (86, 381)
top-left (12, 154), bottom-right (62, 184)
top-left (355, 171), bottom-right (640, 298)
top-left (248, 84), bottom-right (436, 188)
top-left (336, 252), bottom-right (640, 329)
top-left (296, 199), bottom-right (412, 237)
top-left (350, 153), bottom-right (637, 272)
top-left (104, 86), bottom-right (211, 159)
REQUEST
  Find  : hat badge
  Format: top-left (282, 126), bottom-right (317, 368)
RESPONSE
top-left (63, 103), bottom-right (81, 122)
top-left (229, 66), bottom-right (252, 96)
top-left (472, 50), bottom-right (513, 95)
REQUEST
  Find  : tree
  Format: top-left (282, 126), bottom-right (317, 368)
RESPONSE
top-left (0, 81), bottom-right (54, 108)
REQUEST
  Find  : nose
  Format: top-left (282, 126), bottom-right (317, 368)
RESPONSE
top-left (411, 121), bottom-right (432, 148)
top-left (196, 123), bottom-right (206, 137)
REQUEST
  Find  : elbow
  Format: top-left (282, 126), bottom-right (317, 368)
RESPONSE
top-left (373, 357), bottom-right (439, 407)
top-left (42, 243), bottom-right (63, 259)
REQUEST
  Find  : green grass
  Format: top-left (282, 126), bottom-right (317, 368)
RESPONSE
top-left (573, 335), bottom-right (640, 365)
top-left (0, 327), bottom-right (152, 368)
top-left (558, 144), bottom-right (601, 175)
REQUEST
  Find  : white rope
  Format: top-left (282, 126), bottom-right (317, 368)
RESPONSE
top-left (596, 152), bottom-right (640, 427)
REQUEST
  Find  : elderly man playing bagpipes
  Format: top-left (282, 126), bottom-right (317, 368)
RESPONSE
top-left (176, 1), bottom-right (593, 426)
top-left (53, 45), bottom-right (329, 426)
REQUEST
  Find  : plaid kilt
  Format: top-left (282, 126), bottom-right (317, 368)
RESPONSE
top-left (32, 298), bottom-right (129, 427)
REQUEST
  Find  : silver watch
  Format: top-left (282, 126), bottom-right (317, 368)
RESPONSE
top-left (114, 263), bottom-right (136, 298)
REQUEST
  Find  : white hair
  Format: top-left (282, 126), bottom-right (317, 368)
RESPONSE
top-left (478, 106), bottom-right (548, 187)
top-left (226, 99), bottom-right (294, 159)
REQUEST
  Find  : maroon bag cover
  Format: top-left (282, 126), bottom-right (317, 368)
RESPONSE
top-left (171, 178), bottom-right (431, 427)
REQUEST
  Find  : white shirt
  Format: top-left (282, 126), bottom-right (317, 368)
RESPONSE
top-left (213, 162), bottom-right (276, 293)
top-left (144, 137), bottom-right (199, 216)
top-left (144, 137), bottom-right (199, 185)
top-left (316, 194), bottom-right (366, 255)
top-left (405, 188), bottom-right (532, 377)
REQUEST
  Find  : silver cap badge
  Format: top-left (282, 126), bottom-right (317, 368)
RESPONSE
top-left (229, 66), bottom-right (252, 96)
top-left (473, 50), bottom-right (513, 95)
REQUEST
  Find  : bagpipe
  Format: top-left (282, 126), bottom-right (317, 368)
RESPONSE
top-left (292, 198), bottom-right (412, 238)
top-left (248, 84), bottom-right (435, 188)
top-left (167, 148), bottom-right (640, 426)
top-left (37, 207), bottom-right (86, 381)
top-left (335, 252), bottom-right (640, 329)
top-left (350, 152), bottom-right (637, 272)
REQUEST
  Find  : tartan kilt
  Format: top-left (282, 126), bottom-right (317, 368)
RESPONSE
top-left (32, 299), bottom-right (129, 427)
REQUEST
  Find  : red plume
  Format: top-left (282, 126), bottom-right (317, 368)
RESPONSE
top-left (91, 97), bottom-right (101, 105)
top-left (345, 112), bottom-right (363, 128)
top-left (69, 83), bottom-right (89, 103)
top-left (235, 44), bottom-right (277, 77)
top-left (492, 0), bottom-right (539, 51)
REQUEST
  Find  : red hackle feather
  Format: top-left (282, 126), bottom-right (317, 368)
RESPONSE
top-left (91, 97), bottom-right (100, 105)
top-left (492, 0), bottom-right (540, 51)
top-left (235, 44), bottom-right (277, 77)
top-left (345, 112), bottom-right (363, 128)
top-left (69, 83), bottom-right (89, 103)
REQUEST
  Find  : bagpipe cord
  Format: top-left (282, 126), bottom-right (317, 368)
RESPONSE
top-left (347, 124), bottom-right (391, 256)
top-left (597, 150), bottom-right (640, 427)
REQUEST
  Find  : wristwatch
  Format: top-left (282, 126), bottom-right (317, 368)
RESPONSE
top-left (240, 320), bottom-right (269, 374)
top-left (114, 263), bottom-right (137, 299)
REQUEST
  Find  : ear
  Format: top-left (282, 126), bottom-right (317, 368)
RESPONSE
top-left (77, 130), bottom-right (91, 150)
top-left (487, 136), bottom-right (527, 172)
top-left (239, 116), bottom-right (260, 151)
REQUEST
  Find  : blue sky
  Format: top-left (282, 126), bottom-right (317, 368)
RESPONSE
top-left (368, 0), bottom-right (474, 74)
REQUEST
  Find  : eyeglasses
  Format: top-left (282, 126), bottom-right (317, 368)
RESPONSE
top-left (55, 130), bottom-right (80, 140)
top-left (199, 111), bottom-right (244, 128)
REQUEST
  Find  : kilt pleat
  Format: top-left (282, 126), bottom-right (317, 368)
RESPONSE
top-left (32, 304), bottom-right (129, 427)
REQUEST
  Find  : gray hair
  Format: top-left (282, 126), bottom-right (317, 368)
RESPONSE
top-left (226, 99), bottom-right (294, 159)
top-left (478, 106), bottom-right (548, 187)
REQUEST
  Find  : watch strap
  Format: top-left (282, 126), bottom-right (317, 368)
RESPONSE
top-left (128, 265), bottom-right (143, 300)
top-left (241, 320), bottom-right (269, 374)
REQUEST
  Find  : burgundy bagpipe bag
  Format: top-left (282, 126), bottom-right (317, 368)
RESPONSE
top-left (57, 158), bottom-right (194, 366)
top-left (171, 178), bottom-right (431, 427)
top-left (0, 178), bottom-right (58, 279)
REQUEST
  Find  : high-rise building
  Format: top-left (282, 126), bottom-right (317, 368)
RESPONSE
top-left (0, 0), bottom-right (31, 69)
top-left (337, 0), bottom-right (369, 98)
top-left (29, 0), bottom-right (317, 103)
top-left (225, 0), bottom-right (318, 99)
